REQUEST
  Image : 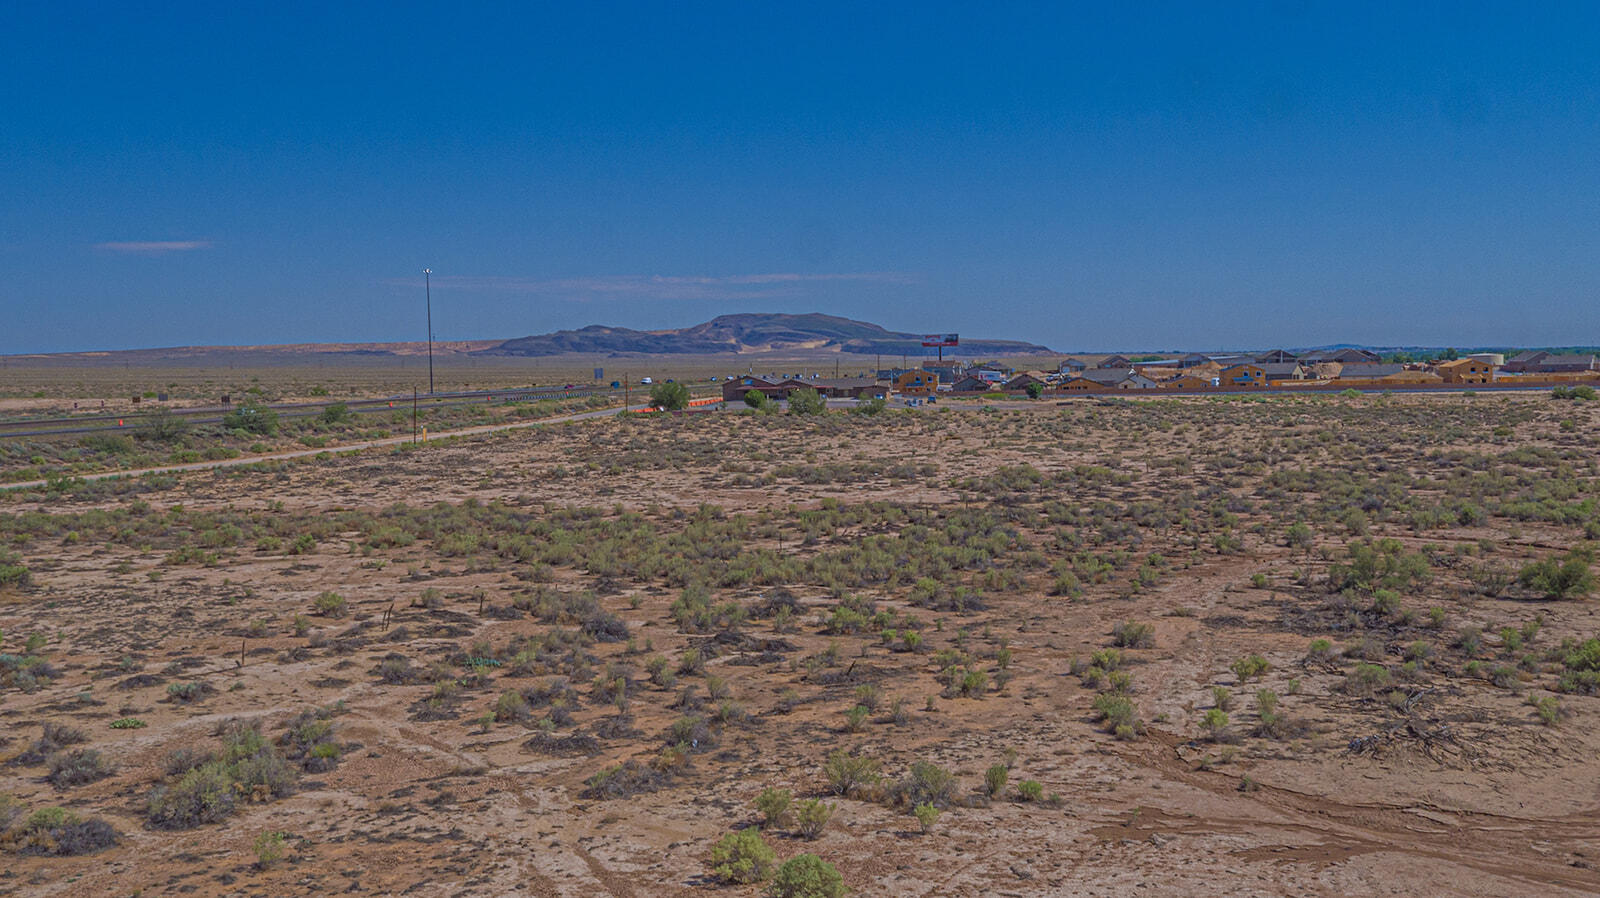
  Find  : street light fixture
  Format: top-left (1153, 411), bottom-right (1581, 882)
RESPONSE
top-left (424, 268), bottom-right (434, 395)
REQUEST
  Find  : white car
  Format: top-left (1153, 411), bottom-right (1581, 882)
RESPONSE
top-left (640, 377), bottom-right (654, 385)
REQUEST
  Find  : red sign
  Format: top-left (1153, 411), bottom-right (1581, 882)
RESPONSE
top-left (921, 333), bottom-right (959, 347)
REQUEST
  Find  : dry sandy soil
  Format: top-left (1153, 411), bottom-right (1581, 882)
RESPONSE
top-left (2, 392), bottom-right (1598, 897)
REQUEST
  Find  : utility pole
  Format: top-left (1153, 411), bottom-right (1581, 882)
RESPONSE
top-left (424, 268), bottom-right (435, 395)
top-left (413, 388), bottom-right (418, 443)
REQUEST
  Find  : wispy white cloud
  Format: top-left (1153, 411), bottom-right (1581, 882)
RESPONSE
top-left (94, 240), bottom-right (212, 254)
top-left (385, 271), bottom-right (917, 301)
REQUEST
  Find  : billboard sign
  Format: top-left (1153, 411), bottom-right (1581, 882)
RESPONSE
top-left (921, 333), bottom-right (960, 347)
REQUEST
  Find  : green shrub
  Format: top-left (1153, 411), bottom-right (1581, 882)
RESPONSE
top-left (852, 397), bottom-right (886, 416)
top-left (1328, 539), bottom-right (1431, 594)
top-left (1230, 654), bottom-right (1270, 681)
top-left (788, 388), bottom-right (826, 416)
top-left (1200, 708), bottom-right (1229, 741)
top-left (1562, 637), bottom-right (1600, 673)
top-left (892, 760), bottom-right (957, 808)
top-left (1015, 779), bottom-right (1044, 802)
top-left (842, 704), bottom-right (869, 732)
top-left (491, 690), bottom-right (529, 722)
top-left (822, 749), bottom-right (880, 797)
top-left (166, 681), bottom-right (215, 704)
top-left (1091, 692), bottom-right (1142, 739)
top-left (755, 787), bottom-right (792, 828)
top-left (1552, 385), bottom-right (1598, 401)
top-left (1286, 522), bottom-right (1314, 551)
top-left (1532, 695), bottom-right (1564, 726)
top-left (318, 402), bottom-right (351, 425)
top-left (222, 400), bottom-right (279, 435)
top-left (47, 749), bottom-right (113, 788)
top-left (949, 667), bottom-right (988, 698)
top-left (767, 854), bottom-right (846, 898)
top-left (710, 827), bottom-right (776, 884)
top-left (0, 554), bottom-right (32, 589)
top-left (147, 761), bottom-right (238, 828)
top-left (147, 722), bottom-right (297, 829)
top-left (913, 802), bottom-right (940, 833)
top-left (279, 708), bottom-right (341, 772)
top-left (313, 591), bottom-right (348, 618)
top-left (1518, 551), bottom-right (1596, 600)
top-left (1112, 621), bottom-right (1154, 648)
top-left (982, 763), bottom-right (1008, 798)
top-left (136, 408), bottom-right (191, 443)
top-left (1343, 662), bottom-right (1391, 695)
top-left (793, 799), bottom-right (835, 840)
top-left (649, 382), bottom-right (691, 411)
top-left (1489, 664), bottom-right (1519, 688)
top-left (8, 806), bottom-right (117, 856)
top-left (254, 830), bottom-right (288, 868)
top-left (1255, 689), bottom-right (1279, 716)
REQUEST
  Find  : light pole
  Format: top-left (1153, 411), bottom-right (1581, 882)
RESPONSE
top-left (424, 268), bottom-right (434, 395)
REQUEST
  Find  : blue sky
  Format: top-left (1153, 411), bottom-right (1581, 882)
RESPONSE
top-left (5, 2), bottom-right (1599, 354)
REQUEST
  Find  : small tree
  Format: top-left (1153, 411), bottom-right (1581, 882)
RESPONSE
top-left (710, 828), bottom-right (776, 884)
top-left (137, 408), bottom-right (191, 443)
top-left (767, 854), bottom-right (845, 898)
top-left (223, 400), bottom-right (278, 435)
top-left (851, 397), bottom-right (886, 416)
top-left (744, 389), bottom-right (769, 410)
top-left (1025, 382), bottom-right (1044, 399)
top-left (650, 382), bottom-right (691, 411)
top-left (788, 387), bottom-right (826, 415)
top-left (318, 402), bottom-right (351, 425)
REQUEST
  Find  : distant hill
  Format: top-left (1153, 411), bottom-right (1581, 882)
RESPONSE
top-left (484, 313), bottom-right (1054, 357)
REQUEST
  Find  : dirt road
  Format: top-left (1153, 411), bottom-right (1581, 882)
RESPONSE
top-left (0, 403), bottom-right (644, 492)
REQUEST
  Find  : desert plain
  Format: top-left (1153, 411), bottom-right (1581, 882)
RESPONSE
top-left (2, 376), bottom-right (1599, 897)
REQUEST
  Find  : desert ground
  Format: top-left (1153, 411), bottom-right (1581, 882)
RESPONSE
top-left (2, 387), bottom-right (1599, 897)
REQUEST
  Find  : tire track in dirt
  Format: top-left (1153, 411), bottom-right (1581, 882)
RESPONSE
top-left (571, 841), bottom-right (639, 898)
top-left (394, 721), bottom-right (628, 898)
top-left (1115, 731), bottom-right (1600, 893)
